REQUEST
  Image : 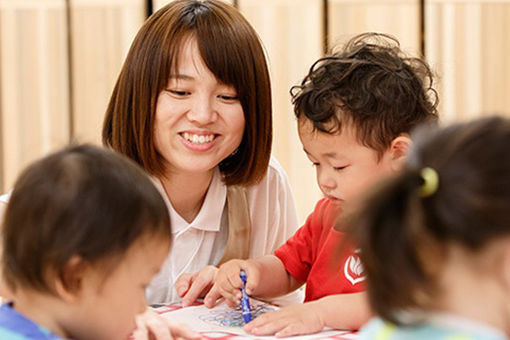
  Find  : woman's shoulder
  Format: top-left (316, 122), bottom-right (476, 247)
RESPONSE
top-left (262, 155), bottom-right (289, 186)
top-left (268, 155), bottom-right (285, 174)
top-left (243, 156), bottom-right (290, 194)
top-left (240, 156), bottom-right (296, 215)
top-left (0, 194), bottom-right (9, 223)
top-left (0, 193), bottom-right (9, 204)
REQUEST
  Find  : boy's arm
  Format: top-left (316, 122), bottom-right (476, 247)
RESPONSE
top-left (315, 292), bottom-right (371, 330)
top-left (247, 255), bottom-right (303, 298)
top-left (205, 255), bottom-right (304, 307)
top-left (244, 292), bottom-right (371, 337)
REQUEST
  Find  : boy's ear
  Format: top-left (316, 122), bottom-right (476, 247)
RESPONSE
top-left (52, 256), bottom-right (88, 302)
top-left (389, 134), bottom-right (412, 171)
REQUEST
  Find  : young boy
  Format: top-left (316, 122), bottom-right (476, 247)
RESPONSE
top-left (209, 33), bottom-right (439, 337)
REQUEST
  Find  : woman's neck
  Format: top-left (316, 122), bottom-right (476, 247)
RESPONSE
top-left (160, 169), bottom-right (215, 223)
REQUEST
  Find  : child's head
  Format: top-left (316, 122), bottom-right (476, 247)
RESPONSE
top-left (2, 144), bottom-right (171, 339)
top-left (351, 116), bottom-right (510, 326)
top-left (291, 33), bottom-right (438, 203)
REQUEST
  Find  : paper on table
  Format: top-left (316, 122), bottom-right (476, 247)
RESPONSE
top-left (156, 299), bottom-right (360, 340)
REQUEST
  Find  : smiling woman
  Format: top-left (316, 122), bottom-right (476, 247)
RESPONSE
top-left (153, 36), bottom-right (246, 211)
top-left (102, 0), bottom-right (301, 318)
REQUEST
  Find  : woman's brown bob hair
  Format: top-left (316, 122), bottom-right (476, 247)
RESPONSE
top-left (103, 0), bottom-right (272, 186)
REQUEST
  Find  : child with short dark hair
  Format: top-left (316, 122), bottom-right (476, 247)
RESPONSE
top-left (0, 144), bottom-right (197, 339)
top-left (207, 33), bottom-right (438, 337)
top-left (355, 116), bottom-right (510, 340)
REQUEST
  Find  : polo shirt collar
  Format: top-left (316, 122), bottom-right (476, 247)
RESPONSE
top-left (151, 168), bottom-right (226, 234)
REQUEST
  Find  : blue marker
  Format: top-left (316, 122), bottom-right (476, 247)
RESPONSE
top-left (239, 269), bottom-right (252, 323)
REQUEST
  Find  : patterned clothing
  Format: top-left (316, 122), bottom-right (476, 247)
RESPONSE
top-left (361, 316), bottom-right (508, 340)
top-left (0, 303), bottom-right (64, 339)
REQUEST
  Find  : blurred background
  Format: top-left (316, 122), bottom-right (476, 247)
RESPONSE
top-left (1, 0), bottom-right (510, 223)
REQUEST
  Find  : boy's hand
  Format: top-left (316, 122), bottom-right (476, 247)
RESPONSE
top-left (175, 265), bottom-right (218, 307)
top-left (132, 308), bottom-right (202, 340)
top-left (243, 301), bottom-right (324, 338)
top-left (206, 259), bottom-right (261, 307)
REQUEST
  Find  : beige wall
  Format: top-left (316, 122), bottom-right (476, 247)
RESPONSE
top-left (328, 0), bottom-right (421, 55)
top-left (2, 0), bottom-right (510, 221)
top-left (238, 0), bottom-right (324, 223)
top-left (0, 0), bottom-right (70, 191)
top-left (426, 0), bottom-right (510, 123)
top-left (70, 0), bottom-right (145, 144)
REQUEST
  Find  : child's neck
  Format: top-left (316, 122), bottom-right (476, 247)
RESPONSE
top-left (160, 168), bottom-right (214, 223)
top-left (436, 246), bottom-right (510, 335)
top-left (12, 290), bottom-right (69, 338)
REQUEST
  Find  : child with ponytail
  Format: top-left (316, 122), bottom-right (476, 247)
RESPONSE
top-left (354, 116), bottom-right (510, 340)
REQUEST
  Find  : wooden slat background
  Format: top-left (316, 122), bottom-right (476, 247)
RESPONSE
top-left (70, 0), bottom-right (145, 143)
top-left (425, 0), bottom-right (510, 123)
top-left (2, 0), bottom-right (510, 222)
top-left (0, 0), bottom-right (70, 193)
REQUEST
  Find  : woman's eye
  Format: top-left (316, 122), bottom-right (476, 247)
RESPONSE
top-left (312, 162), bottom-right (320, 167)
top-left (219, 95), bottom-right (239, 101)
top-left (334, 166), bottom-right (347, 171)
top-left (167, 89), bottom-right (189, 96)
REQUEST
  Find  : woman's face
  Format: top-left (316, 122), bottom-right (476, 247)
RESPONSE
top-left (153, 36), bottom-right (245, 176)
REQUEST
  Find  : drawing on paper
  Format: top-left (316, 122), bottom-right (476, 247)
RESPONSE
top-left (198, 303), bottom-right (276, 327)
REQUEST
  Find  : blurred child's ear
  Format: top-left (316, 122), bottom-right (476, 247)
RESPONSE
top-left (389, 134), bottom-right (412, 171)
top-left (53, 256), bottom-right (88, 302)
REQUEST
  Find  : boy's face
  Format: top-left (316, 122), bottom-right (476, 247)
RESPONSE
top-left (69, 235), bottom-right (170, 340)
top-left (298, 118), bottom-right (399, 205)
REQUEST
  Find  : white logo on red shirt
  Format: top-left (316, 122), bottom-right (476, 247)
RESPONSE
top-left (344, 249), bottom-right (366, 285)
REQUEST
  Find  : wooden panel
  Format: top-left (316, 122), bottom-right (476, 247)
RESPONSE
top-left (69, 0), bottom-right (145, 144)
top-left (153, 0), bottom-right (234, 11)
top-left (0, 0), bottom-right (70, 192)
top-left (239, 0), bottom-right (324, 223)
top-left (426, 0), bottom-right (510, 123)
top-left (328, 0), bottom-right (421, 56)
top-left (482, 3), bottom-right (510, 118)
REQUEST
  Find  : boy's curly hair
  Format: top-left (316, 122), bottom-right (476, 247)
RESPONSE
top-left (291, 32), bottom-right (439, 157)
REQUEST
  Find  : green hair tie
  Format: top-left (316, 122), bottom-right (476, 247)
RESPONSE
top-left (420, 167), bottom-right (439, 197)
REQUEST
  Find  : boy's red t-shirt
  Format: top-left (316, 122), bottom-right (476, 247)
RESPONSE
top-left (274, 198), bottom-right (365, 302)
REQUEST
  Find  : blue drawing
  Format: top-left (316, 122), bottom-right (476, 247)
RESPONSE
top-left (199, 303), bottom-right (276, 327)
